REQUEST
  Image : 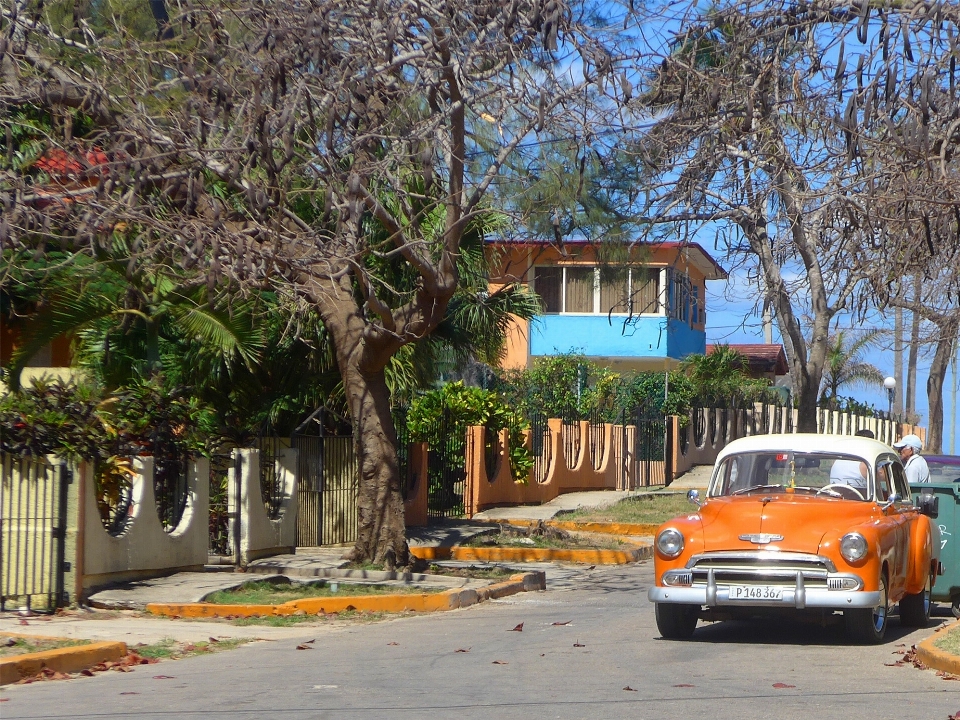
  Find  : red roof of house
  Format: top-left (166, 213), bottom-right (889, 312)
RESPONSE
top-left (486, 238), bottom-right (727, 280)
top-left (707, 344), bottom-right (789, 376)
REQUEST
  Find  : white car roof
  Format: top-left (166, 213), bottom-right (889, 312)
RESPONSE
top-left (715, 433), bottom-right (895, 465)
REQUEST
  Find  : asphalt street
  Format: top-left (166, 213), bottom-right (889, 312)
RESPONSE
top-left (1, 561), bottom-right (957, 720)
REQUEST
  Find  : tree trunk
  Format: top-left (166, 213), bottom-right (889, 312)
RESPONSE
top-left (340, 363), bottom-right (410, 568)
top-left (906, 275), bottom-right (921, 418)
top-left (894, 307), bottom-right (903, 415)
top-left (925, 320), bottom-right (958, 454)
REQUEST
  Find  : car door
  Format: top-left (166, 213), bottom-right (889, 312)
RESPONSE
top-left (875, 457), bottom-right (908, 597)
top-left (889, 459), bottom-right (917, 598)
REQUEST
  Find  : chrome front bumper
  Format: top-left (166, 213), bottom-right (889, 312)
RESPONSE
top-left (648, 569), bottom-right (880, 609)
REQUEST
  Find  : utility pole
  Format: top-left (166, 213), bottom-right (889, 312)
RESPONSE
top-left (894, 308), bottom-right (904, 415)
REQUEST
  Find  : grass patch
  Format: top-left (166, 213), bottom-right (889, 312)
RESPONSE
top-left (135, 637), bottom-right (249, 660)
top-left (933, 625), bottom-right (960, 657)
top-left (427, 564), bottom-right (516, 580)
top-left (466, 529), bottom-right (629, 551)
top-left (0, 635), bottom-right (90, 658)
top-left (561, 493), bottom-right (694, 525)
top-left (205, 580), bottom-right (442, 605)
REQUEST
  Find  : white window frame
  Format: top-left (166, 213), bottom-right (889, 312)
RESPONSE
top-left (532, 265), bottom-right (665, 316)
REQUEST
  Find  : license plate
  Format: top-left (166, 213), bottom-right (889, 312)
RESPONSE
top-left (729, 585), bottom-right (783, 601)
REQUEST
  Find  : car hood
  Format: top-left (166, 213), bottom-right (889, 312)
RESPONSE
top-left (699, 495), bottom-right (875, 554)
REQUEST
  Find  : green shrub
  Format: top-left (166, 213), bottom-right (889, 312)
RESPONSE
top-left (407, 382), bottom-right (533, 483)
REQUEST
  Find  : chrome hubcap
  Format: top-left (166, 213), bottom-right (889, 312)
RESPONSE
top-left (873, 579), bottom-right (887, 633)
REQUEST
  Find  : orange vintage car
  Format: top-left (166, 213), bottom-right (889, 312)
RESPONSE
top-left (648, 434), bottom-right (942, 643)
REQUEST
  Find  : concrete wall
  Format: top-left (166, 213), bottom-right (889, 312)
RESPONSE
top-left (464, 419), bottom-right (625, 516)
top-left (79, 456), bottom-right (210, 597)
top-left (229, 448), bottom-right (298, 565)
top-left (403, 443), bottom-right (429, 528)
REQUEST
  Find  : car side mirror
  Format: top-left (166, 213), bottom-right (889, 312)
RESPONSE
top-left (918, 493), bottom-right (939, 519)
top-left (880, 492), bottom-right (900, 510)
top-left (687, 489), bottom-right (703, 508)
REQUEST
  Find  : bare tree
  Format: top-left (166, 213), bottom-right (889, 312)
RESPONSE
top-left (1, 0), bottom-right (637, 564)
top-left (630, 1), bottom-right (960, 431)
top-left (860, 180), bottom-right (960, 453)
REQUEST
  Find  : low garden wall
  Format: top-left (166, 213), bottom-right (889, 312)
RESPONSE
top-left (670, 404), bottom-right (927, 478)
top-left (79, 456), bottom-right (210, 597)
top-left (463, 419), bottom-right (623, 517)
top-left (229, 448), bottom-right (298, 564)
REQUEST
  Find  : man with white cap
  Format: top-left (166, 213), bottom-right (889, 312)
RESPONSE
top-left (893, 434), bottom-right (930, 484)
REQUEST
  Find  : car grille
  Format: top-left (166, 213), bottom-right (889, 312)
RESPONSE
top-left (687, 552), bottom-right (834, 589)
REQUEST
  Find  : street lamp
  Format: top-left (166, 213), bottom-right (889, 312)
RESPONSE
top-left (883, 376), bottom-right (896, 418)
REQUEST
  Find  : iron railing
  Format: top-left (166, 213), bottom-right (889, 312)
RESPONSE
top-left (0, 453), bottom-right (70, 612)
top-left (530, 412), bottom-right (553, 484)
top-left (154, 451), bottom-right (190, 533)
top-left (208, 452), bottom-right (234, 556)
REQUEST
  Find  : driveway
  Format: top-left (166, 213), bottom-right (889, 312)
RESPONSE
top-left (1, 562), bottom-right (956, 720)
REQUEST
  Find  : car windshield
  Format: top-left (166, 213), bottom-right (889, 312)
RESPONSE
top-left (710, 451), bottom-right (873, 501)
top-left (927, 459), bottom-right (960, 483)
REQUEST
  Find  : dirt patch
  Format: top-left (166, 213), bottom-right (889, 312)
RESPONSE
top-left (465, 522), bottom-right (629, 551)
top-left (204, 580), bottom-right (443, 605)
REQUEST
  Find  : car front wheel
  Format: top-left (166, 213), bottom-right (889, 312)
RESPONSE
top-left (655, 602), bottom-right (699, 640)
top-left (899, 573), bottom-right (932, 627)
top-left (845, 572), bottom-right (889, 644)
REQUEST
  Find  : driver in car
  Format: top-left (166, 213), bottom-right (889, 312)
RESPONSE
top-left (828, 429), bottom-right (874, 494)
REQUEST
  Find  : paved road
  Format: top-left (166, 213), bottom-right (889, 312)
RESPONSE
top-left (2, 561), bottom-right (957, 720)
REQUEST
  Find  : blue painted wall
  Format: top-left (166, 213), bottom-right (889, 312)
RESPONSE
top-left (529, 315), bottom-right (705, 360)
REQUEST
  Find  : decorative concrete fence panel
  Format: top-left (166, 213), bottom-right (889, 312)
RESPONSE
top-left (229, 448), bottom-right (298, 564)
top-left (464, 419), bottom-right (621, 517)
top-left (403, 443), bottom-right (430, 528)
top-left (81, 456), bottom-right (210, 595)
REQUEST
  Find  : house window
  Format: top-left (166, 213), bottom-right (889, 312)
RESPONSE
top-left (533, 266), bottom-right (661, 315)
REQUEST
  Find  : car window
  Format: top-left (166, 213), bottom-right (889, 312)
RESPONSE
top-left (875, 462), bottom-right (893, 501)
top-left (890, 462), bottom-right (910, 500)
top-left (710, 451), bottom-right (871, 499)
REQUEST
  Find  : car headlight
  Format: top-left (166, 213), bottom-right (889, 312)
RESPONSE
top-left (840, 533), bottom-right (868, 563)
top-left (656, 528), bottom-right (684, 558)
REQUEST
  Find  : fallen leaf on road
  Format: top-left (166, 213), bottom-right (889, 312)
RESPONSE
top-left (586, 565), bottom-right (596, 570)
top-left (623, 686), bottom-right (637, 692)
top-left (152, 675), bottom-right (176, 680)
top-left (0, 698), bottom-right (8, 702)
top-left (573, 642), bottom-right (585, 647)
top-left (296, 644), bottom-right (313, 650)
top-left (673, 684), bottom-right (695, 688)
top-left (80, 670), bottom-right (94, 677)
top-left (208, 637), bottom-right (220, 643)
top-left (772, 683), bottom-right (795, 689)
top-left (936, 672), bottom-right (960, 681)
top-left (551, 621), bottom-right (571, 626)
top-left (540, 654), bottom-right (545, 657)
top-left (492, 660), bottom-right (508, 665)
top-left (387, 642), bottom-right (399, 646)
top-left (18, 619), bottom-right (28, 626)
top-left (119, 692), bottom-right (139, 696)
top-left (509, 623), bottom-right (523, 632)
top-left (455, 648), bottom-right (470, 653)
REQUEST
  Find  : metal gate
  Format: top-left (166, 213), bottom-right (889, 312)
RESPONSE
top-left (427, 407), bottom-right (465, 518)
top-left (634, 409), bottom-right (668, 488)
top-left (0, 453), bottom-right (70, 612)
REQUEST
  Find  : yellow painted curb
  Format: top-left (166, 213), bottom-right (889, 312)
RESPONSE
top-left (0, 637), bottom-right (127, 685)
top-left (488, 518), bottom-right (660, 537)
top-left (915, 620), bottom-right (960, 676)
top-left (411, 544), bottom-right (651, 564)
top-left (145, 572), bottom-right (545, 620)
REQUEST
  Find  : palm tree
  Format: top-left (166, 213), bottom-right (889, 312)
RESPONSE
top-left (4, 251), bottom-right (264, 391)
top-left (819, 330), bottom-right (885, 402)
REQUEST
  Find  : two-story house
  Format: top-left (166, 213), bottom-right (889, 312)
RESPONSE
top-left (487, 239), bottom-right (727, 371)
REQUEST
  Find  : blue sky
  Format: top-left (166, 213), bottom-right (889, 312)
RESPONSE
top-left (704, 271), bottom-right (959, 454)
